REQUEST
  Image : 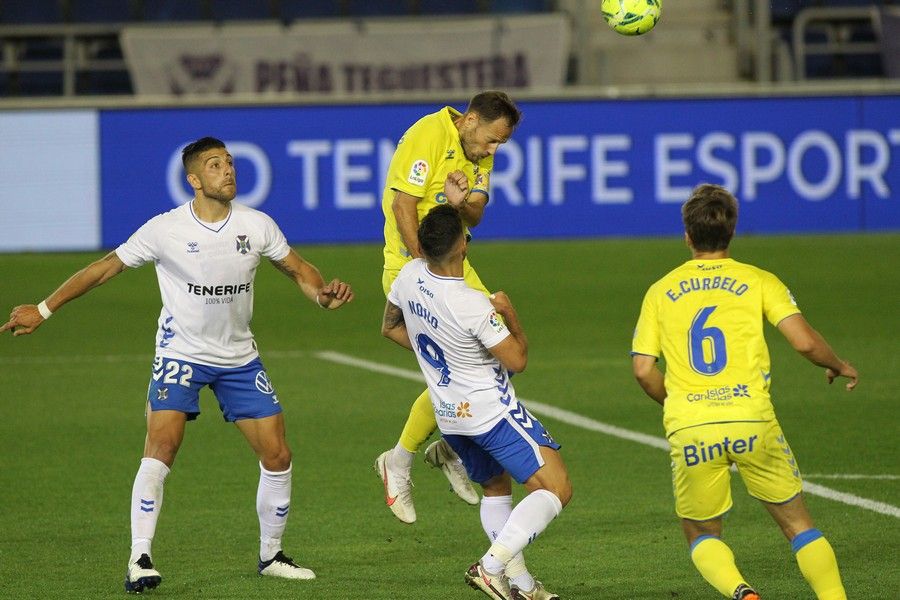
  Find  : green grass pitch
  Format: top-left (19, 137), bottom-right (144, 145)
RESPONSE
top-left (0, 234), bottom-right (897, 599)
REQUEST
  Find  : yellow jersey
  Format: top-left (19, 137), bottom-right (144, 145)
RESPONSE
top-left (632, 258), bottom-right (801, 435)
top-left (382, 106), bottom-right (493, 271)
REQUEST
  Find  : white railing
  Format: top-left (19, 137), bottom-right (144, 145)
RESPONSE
top-left (0, 23), bottom-right (129, 96)
top-left (792, 6), bottom-right (880, 80)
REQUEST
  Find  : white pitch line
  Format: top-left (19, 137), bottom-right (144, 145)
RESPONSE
top-left (0, 349), bottom-right (309, 366)
top-left (315, 350), bottom-right (900, 520)
top-left (805, 474), bottom-right (900, 481)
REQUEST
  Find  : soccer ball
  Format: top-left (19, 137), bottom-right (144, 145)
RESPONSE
top-left (601, 0), bottom-right (662, 36)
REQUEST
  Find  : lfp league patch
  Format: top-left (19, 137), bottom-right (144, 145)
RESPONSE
top-left (407, 159), bottom-right (428, 186)
top-left (488, 310), bottom-right (505, 333)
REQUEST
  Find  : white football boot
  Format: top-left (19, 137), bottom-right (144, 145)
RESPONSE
top-left (510, 580), bottom-right (560, 600)
top-left (257, 550), bottom-right (315, 580)
top-left (375, 450), bottom-right (416, 523)
top-left (424, 438), bottom-right (479, 505)
top-left (124, 553), bottom-right (161, 593)
top-left (465, 561), bottom-right (512, 600)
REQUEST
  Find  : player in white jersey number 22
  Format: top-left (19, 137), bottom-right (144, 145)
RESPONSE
top-left (382, 200), bottom-right (572, 600)
top-left (1, 137), bottom-right (354, 593)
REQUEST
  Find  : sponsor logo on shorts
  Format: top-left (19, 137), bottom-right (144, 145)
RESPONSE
top-left (157, 387), bottom-right (168, 401)
top-left (408, 159), bottom-right (428, 186)
top-left (255, 370), bottom-right (274, 395)
top-left (684, 435), bottom-right (758, 467)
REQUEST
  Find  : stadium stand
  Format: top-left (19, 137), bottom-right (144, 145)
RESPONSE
top-left (0, 0), bottom-right (895, 97)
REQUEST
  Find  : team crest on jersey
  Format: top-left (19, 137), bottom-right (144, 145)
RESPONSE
top-left (488, 310), bottom-right (504, 333)
top-left (408, 159), bottom-right (428, 186)
top-left (236, 235), bottom-right (251, 255)
top-left (187, 241), bottom-right (199, 253)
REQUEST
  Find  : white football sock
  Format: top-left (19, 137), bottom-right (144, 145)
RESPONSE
top-left (480, 494), bottom-right (513, 542)
top-left (130, 457), bottom-right (170, 563)
top-left (480, 495), bottom-right (536, 589)
top-left (257, 462), bottom-right (292, 562)
top-left (480, 494), bottom-right (515, 574)
top-left (506, 555), bottom-right (535, 593)
top-left (482, 489), bottom-right (562, 566)
top-left (389, 444), bottom-right (415, 472)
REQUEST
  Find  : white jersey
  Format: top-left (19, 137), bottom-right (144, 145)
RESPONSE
top-left (115, 201), bottom-right (291, 367)
top-left (388, 259), bottom-right (515, 436)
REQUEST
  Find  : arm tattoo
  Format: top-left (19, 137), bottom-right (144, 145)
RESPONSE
top-left (385, 304), bottom-right (405, 330)
top-left (270, 257), bottom-right (299, 279)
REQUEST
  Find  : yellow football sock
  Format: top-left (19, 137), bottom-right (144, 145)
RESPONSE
top-left (398, 389), bottom-right (437, 453)
top-left (690, 536), bottom-right (750, 598)
top-left (793, 530), bottom-right (846, 600)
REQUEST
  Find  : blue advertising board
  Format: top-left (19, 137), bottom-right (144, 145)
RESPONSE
top-left (99, 96), bottom-right (900, 248)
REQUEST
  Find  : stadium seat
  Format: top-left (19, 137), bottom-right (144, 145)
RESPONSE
top-left (77, 70), bottom-right (133, 94)
top-left (69, 0), bottom-right (140, 22)
top-left (418, 0), bottom-right (482, 14)
top-left (280, 0), bottom-right (344, 20)
top-left (770, 0), bottom-right (807, 23)
top-left (141, 0), bottom-right (211, 21)
top-left (345, 0), bottom-right (411, 17)
top-left (210, 0), bottom-right (277, 21)
top-left (5, 71), bottom-right (64, 95)
top-left (490, 0), bottom-right (550, 13)
top-left (0, 0), bottom-right (64, 23)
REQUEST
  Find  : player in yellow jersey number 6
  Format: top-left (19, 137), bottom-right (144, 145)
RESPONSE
top-left (632, 184), bottom-right (857, 600)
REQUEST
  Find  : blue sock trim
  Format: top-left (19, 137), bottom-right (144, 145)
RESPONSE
top-left (690, 534), bottom-right (719, 553)
top-left (791, 528), bottom-right (823, 553)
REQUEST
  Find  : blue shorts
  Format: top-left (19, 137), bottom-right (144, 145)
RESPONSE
top-left (443, 403), bottom-right (561, 485)
top-left (146, 356), bottom-right (282, 422)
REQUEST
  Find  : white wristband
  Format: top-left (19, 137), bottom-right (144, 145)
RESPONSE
top-left (37, 300), bottom-right (53, 319)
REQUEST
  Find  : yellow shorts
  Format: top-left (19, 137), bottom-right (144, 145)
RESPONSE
top-left (382, 257), bottom-right (489, 297)
top-left (668, 420), bottom-right (802, 521)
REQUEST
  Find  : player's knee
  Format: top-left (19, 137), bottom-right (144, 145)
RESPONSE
top-left (145, 443), bottom-right (179, 467)
top-left (555, 478), bottom-right (573, 508)
top-left (261, 445), bottom-right (292, 471)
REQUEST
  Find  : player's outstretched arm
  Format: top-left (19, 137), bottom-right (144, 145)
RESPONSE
top-left (1, 251), bottom-right (127, 336)
top-left (486, 291), bottom-right (528, 373)
top-left (381, 300), bottom-right (412, 350)
top-left (776, 313), bottom-right (858, 391)
top-left (270, 249), bottom-right (354, 310)
top-left (632, 354), bottom-right (666, 406)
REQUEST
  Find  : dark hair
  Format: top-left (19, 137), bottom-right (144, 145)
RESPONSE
top-left (418, 205), bottom-right (464, 262)
top-left (682, 184), bottom-right (739, 252)
top-left (182, 137), bottom-right (226, 171)
top-left (466, 91), bottom-right (521, 128)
